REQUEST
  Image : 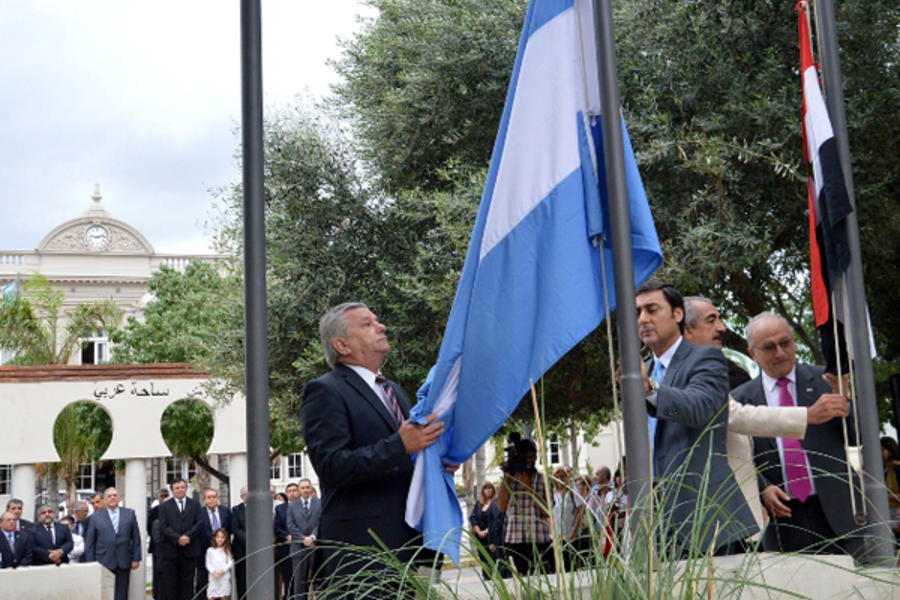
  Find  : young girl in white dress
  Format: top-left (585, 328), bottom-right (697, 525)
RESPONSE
top-left (205, 528), bottom-right (234, 600)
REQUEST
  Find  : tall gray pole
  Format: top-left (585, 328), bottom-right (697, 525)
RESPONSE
top-left (240, 0), bottom-right (275, 594)
top-left (814, 0), bottom-right (893, 564)
top-left (592, 0), bottom-right (652, 522)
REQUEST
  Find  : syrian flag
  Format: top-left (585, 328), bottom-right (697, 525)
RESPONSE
top-left (799, 3), bottom-right (854, 375)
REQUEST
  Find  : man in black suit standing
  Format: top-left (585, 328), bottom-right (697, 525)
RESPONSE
top-left (274, 482), bottom-right (300, 599)
top-left (31, 504), bottom-right (74, 565)
top-left (84, 487), bottom-right (142, 600)
top-left (231, 486), bottom-right (248, 600)
top-left (301, 302), bottom-right (445, 592)
top-left (156, 478), bottom-right (203, 600)
top-left (287, 478), bottom-right (321, 600)
top-left (732, 311), bottom-right (861, 556)
top-left (0, 510), bottom-right (33, 568)
top-left (195, 488), bottom-right (231, 597)
top-left (634, 281), bottom-right (757, 554)
top-left (6, 498), bottom-right (32, 532)
top-left (147, 488), bottom-right (170, 599)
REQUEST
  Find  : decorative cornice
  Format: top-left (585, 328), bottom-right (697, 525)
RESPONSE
top-left (0, 363), bottom-right (207, 383)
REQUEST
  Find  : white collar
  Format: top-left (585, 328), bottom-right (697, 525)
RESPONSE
top-left (761, 365), bottom-right (796, 393)
top-left (653, 336), bottom-right (684, 370)
top-left (344, 363), bottom-right (379, 386)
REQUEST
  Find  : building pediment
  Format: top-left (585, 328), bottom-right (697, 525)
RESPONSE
top-left (37, 216), bottom-right (155, 254)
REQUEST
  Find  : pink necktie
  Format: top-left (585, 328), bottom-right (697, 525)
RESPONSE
top-left (777, 378), bottom-right (812, 502)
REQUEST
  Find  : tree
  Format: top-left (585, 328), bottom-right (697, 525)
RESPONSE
top-left (53, 403), bottom-right (112, 508)
top-left (0, 274), bottom-right (121, 365)
top-left (110, 260), bottom-right (248, 479)
top-left (613, 0), bottom-right (900, 366)
top-left (0, 274), bottom-right (120, 510)
top-left (333, 0), bottom-right (527, 192)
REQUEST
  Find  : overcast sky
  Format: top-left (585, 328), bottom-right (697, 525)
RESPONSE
top-left (1, 1), bottom-right (373, 254)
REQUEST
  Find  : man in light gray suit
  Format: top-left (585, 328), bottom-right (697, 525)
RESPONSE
top-left (287, 478), bottom-right (321, 600)
top-left (635, 281), bottom-right (757, 555)
top-left (84, 487), bottom-right (142, 600)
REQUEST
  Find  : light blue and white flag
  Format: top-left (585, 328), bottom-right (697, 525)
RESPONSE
top-left (406, 0), bottom-right (662, 563)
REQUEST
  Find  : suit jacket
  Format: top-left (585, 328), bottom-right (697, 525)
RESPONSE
top-left (301, 363), bottom-right (416, 555)
top-left (198, 505), bottom-right (232, 549)
top-left (15, 518), bottom-right (33, 532)
top-left (230, 502), bottom-right (246, 558)
top-left (156, 496), bottom-right (204, 559)
top-left (732, 363), bottom-right (861, 551)
top-left (84, 507), bottom-right (142, 571)
top-left (287, 497), bottom-right (321, 555)
top-left (648, 339), bottom-right (757, 548)
top-left (0, 529), bottom-right (34, 568)
top-left (31, 521), bottom-right (74, 565)
top-left (146, 505), bottom-right (160, 554)
top-left (726, 397), bottom-right (807, 531)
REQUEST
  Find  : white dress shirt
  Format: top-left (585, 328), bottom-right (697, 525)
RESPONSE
top-left (761, 366), bottom-right (817, 496)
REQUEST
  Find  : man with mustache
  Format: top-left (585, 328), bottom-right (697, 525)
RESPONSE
top-left (683, 296), bottom-right (849, 531)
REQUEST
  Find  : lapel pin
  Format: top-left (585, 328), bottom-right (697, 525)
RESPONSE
top-left (806, 388), bottom-right (813, 393)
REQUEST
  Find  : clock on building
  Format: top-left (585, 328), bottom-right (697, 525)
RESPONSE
top-left (85, 225), bottom-right (110, 251)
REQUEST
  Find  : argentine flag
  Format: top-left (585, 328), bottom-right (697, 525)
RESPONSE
top-left (406, 0), bottom-right (662, 563)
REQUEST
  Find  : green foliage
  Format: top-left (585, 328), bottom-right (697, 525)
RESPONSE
top-left (0, 273), bottom-right (121, 365)
top-left (110, 260), bottom-right (243, 367)
top-left (333, 0), bottom-right (527, 192)
top-left (615, 0), bottom-right (900, 364)
top-left (53, 402), bottom-right (112, 507)
top-left (160, 399), bottom-right (214, 459)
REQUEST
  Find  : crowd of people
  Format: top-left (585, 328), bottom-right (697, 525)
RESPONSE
top-left (1, 478), bottom-right (322, 600)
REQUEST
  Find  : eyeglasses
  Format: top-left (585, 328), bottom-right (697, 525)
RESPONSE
top-left (753, 338), bottom-right (795, 355)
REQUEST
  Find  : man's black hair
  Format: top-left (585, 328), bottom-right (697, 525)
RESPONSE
top-left (636, 279), bottom-right (685, 333)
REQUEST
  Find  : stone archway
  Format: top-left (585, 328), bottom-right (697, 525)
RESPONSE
top-left (0, 363), bottom-right (247, 600)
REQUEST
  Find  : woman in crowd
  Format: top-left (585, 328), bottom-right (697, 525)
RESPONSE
top-left (469, 481), bottom-right (503, 578)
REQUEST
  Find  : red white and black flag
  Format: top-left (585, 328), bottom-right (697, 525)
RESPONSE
top-left (798, 1), bottom-right (853, 375)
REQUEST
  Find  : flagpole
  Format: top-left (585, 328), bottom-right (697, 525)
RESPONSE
top-left (591, 0), bottom-right (652, 527)
top-left (813, 0), bottom-right (893, 564)
top-left (240, 0), bottom-right (276, 594)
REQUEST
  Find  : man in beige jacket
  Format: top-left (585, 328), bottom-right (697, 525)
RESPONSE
top-left (683, 297), bottom-right (848, 531)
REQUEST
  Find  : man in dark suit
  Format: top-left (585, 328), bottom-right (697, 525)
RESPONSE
top-left (6, 498), bottom-right (33, 532)
top-left (156, 478), bottom-right (204, 600)
top-left (274, 482), bottom-right (300, 599)
top-left (231, 486), bottom-right (248, 600)
top-left (84, 487), bottom-right (142, 600)
top-left (301, 302), bottom-right (445, 592)
top-left (31, 504), bottom-right (74, 565)
top-left (287, 478), bottom-right (321, 600)
top-left (147, 488), bottom-right (170, 599)
top-left (634, 281), bottom-right (757, 555)
top-left (732, 311), bottom-right (861, 557)
top-left (0, 510), bottom-right (33, 568)
top-left (195, 488), bottom-right (231, 597)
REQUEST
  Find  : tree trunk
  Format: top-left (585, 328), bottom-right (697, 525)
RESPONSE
top-left (47, 465), bottom-right (60, 515)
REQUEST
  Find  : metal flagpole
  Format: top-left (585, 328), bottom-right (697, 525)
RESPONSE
top-left (591, 0), bottom-right (652, 529)
top-left (813, 0), bottom-right (893, 564)
top-left (240, 0), bottom-right (276, 594)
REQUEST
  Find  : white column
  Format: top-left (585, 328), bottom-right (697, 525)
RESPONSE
top-left (125, 458), bottom-right (147, 600)
top-left (228, 453), bottom-right (247, 507)
top-left (11, 464), bottom-right (36, 521)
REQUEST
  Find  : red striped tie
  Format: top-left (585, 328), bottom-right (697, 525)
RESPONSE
top-left (375, 375), bottom-right (404, 425)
